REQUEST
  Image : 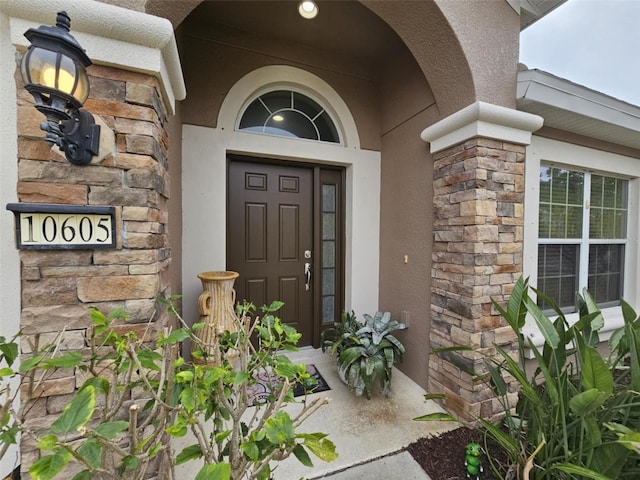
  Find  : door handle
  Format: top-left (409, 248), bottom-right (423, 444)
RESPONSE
top-left (304, 262), bottom-right (312, 291)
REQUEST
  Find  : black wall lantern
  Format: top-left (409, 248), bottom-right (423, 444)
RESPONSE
top-left (20, 11), bottom-right (100, 166)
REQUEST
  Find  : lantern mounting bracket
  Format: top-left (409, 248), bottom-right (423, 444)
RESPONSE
top-left (40, 108), bottom-right (100, 166)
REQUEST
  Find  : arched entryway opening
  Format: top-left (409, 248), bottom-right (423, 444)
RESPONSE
top-left (169, 0), bottom-right (506, 390)
top-left (172, 0), bottom-right (470, 389)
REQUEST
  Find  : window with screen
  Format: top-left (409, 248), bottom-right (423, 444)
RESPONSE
top-left (537, 165), bottom-right (628, 312)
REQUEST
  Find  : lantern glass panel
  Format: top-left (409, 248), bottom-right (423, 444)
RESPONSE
top-left (71, 63), bottom-right (89, 105)
top-left (21, 46), bottom-right (89, 105)
top-left (21, 47), bottom-right (57, 88)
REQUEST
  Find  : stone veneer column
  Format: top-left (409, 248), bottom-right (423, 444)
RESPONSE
top-left (421, 102), bottom-right (543, 421)
top-left (15, 61), bottom-right (172, 473)
top-left (2, 2), bottom-right (186, 475)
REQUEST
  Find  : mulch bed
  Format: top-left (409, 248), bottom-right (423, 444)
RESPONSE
top-left (407, 426), bottom-right (512, 480)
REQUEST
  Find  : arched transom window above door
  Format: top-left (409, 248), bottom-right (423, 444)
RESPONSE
top-left (238, 90), bottom-right (341, 143)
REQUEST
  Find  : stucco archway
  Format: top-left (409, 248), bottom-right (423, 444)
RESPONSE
top-left (167, 0), bottom-right (497, 392)
top-left (364, 1), bottom-right (520, 115)
top-left (144, 0), bottom-right (513, 119)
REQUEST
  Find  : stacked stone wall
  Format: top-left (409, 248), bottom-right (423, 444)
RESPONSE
top-left (14, 60), bottom-right (172, 475)
top-left (429, 137), bottom-right (524, 421)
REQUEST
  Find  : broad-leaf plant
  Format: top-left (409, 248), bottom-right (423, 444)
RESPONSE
top-left (321, 311), bottom-right (406, 399)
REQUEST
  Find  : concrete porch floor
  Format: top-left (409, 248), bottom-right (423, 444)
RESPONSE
top-left (174, 347), bottom-right (455, 479)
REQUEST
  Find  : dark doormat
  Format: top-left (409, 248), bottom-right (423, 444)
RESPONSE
top-left (248, 364), bottom-right (331, 406)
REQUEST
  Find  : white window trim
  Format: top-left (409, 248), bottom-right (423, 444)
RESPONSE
top-left (217, 65), bottom-right (360, 149)
top-left (236, 87), bottom-right (344, 146)
top-left (523, 136), bottom-right (640, 355)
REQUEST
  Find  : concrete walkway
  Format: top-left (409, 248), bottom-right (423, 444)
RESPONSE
top-left (271, 347), bottom-right (450, 480)
top-left (175, 347), bottom-right (452, 479)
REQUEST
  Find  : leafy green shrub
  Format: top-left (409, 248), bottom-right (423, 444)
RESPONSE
top-left (169, 300), bottom-right (336, 480)
top-left (28, 307), bottom-right (180, 480)
top-left (3, 300), bottom-right (335, 480)
top-left (418, 277), bottom-right (640, 480)
top-left (0, 333), bottom-right (21, 461)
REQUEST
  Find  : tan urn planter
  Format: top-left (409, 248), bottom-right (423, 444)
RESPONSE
top-left (194, 270), bottom-right (240, 362)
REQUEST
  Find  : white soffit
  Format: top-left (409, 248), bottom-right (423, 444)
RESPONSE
top-left (517, 69), bottom-right (640, 151)
top-left (420, 101), bottom-right (543, 153)
top-left (512, 0), bottom-right (567, 30)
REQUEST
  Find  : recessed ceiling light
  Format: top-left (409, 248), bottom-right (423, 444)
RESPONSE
top-left (298, 1), bottom-right (318, 19)
top-left (273, 114), bottom-right (284, 122)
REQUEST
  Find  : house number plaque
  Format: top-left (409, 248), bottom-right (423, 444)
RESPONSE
top-left (6, 203), bottom-right (117, 250)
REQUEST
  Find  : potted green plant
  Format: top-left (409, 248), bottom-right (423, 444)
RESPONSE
top-left (321, 311), bottom-right (406, 399)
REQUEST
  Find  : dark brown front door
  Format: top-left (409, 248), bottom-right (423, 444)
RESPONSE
top-left (227, 159), bottom-right (314, 344)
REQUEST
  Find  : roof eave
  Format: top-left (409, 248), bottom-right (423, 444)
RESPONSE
top-left (511, 0), bottom-right (567, 30)
top-left (517, 69), bottom-right (640, 150)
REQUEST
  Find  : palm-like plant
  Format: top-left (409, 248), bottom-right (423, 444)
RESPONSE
top-left (322, 311), bottom-right (406, 399)
top-left (417, 277), bottom-right (640, 480)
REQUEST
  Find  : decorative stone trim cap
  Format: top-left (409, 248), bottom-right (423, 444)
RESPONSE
top-left (421, 101), bottom-right (543, 153)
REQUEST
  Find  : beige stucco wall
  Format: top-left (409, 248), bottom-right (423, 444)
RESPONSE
top-left (363, 0), bottom-right (520, 115)
top-left (535, 126), bottom-right (640, 160)
top-left (115, 0), bottom-right (521, 120)
top-left (178, 21), bottom-right (382, 151)
top-left (378, 49), bottom-right (439, 387)
top-left (0, 7), bottom-right (21, 476)
top-left (167, 102), bottom-right (183, 296)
